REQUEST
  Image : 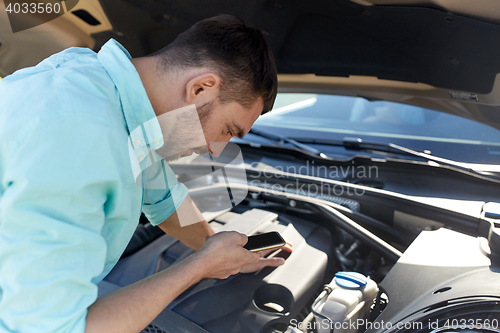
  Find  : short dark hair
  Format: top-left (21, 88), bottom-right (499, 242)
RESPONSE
top-left (153, 15), bottom-right (277, 114)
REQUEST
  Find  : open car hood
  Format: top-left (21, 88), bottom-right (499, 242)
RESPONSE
top-left (1, 0), bottom-right (499, 129)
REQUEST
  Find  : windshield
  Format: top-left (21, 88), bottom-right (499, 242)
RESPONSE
top-left (247, 93), bottom-right (500, 164)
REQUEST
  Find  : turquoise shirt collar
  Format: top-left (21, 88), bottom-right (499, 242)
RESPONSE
top-left (97, 39), bottom-right (164, 150)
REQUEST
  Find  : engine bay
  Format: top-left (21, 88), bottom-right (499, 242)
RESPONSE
top-left (100, 168), bottom-right (500, 333)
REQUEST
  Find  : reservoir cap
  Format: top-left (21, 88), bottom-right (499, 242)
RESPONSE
top-left (335, 271), bottom-right (368, 289)
top-left (484, 202), bottom-right (500, 219)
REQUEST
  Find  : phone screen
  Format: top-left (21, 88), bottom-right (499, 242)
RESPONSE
top-left (243, 231), bottom-right (286, 252)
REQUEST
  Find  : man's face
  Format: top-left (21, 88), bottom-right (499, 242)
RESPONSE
top-left (160, 97), bottom-right (263, 162)
top-left (198, 97), bottom-right (264, 157)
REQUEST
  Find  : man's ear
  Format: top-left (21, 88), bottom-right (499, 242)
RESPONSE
top-left (185, 73), bottom-right (220, 104)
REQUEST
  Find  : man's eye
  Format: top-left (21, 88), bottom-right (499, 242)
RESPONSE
top-left (227, 128), bottom-right (233, 136)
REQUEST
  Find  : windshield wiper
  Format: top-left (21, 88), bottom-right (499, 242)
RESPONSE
top-left (341, 137), bottom-right (432, 158)
top-left (342, 137), bottom-right (500, 173)
top-left (245, 130), bottom-right (500, 179)
top-left (299, 136), bottom-right (500, 177)
top-left (248, 128), bottom-right (329, 158)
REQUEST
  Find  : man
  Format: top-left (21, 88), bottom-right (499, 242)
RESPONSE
top-left (0, 15), bottom-right (284, 333)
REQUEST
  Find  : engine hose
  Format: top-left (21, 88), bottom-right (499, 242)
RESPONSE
top-left (314, 204), bottom-right (403, 262)
top-left (334, 246), bottom-right (356, 267)
top-left (311, 286), bottom-right (335, 333)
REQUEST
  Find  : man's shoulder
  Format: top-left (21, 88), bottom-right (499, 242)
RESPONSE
top-left (4, 46), bottom-right (105, 88)
top-left (0, 47), bottom-right (123, 129)
top-left (0, 48), bottom-right (129, 156)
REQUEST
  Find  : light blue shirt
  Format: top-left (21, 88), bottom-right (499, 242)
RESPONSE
top-left (0, 39), bottom-right (188, 333)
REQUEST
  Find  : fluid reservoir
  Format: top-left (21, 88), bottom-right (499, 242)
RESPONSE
top-left (312, 271), bottom-right (379, 333)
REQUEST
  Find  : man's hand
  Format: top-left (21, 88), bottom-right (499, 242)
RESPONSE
top-left (192, 231), bottom-right (261, 279)
top-left (193, 232), bottom-right (293, 277)
top-left (85, 230), bottom-right (292, 333)
top-left (158, 196), bottom-right (293, 277)
top-left (86, 231), bottom-right (262, 333)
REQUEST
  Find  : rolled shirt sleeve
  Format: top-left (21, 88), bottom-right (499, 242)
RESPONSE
top-left (0, 114), bottom-right (126, 333)
top-left (141, 159), bottom-right (189, 226)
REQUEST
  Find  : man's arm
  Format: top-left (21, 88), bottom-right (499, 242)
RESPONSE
top-left (157, 195), bottom-right (214, 250)
top-left (86, 194), bottom-right (289, 333)
top-left (85, 231), bottom-right (259, 333)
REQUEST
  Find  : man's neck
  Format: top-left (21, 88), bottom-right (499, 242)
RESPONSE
top-left (131, 56), bottom-right (180, 117)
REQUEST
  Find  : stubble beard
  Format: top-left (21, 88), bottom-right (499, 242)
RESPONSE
top-left (160, 100), bottom-right (213, 162)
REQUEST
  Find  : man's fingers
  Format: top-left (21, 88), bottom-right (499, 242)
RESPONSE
top-left (239, 255), bottom-right (287, 274)
top-left (250, 257), bottom-right (285, 271)
top-left (239, 233), bottom-right (249, 246)
top-left (250, 251), bottom-right (261, 263)
top-left (281, 242), bottom-right (293, 253)
top-left (261, 257), bottom-right (285, 267)
top-left (257, 248), bottom-right (275, 257)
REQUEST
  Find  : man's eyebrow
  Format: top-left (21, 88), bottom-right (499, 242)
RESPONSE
top-left (233, 122), bottom-right (246, 138)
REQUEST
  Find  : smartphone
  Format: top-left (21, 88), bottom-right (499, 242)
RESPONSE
top-left (244, 231), bottom-right (286, 252)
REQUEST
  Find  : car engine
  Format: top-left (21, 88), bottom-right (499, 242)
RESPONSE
top-left (101, 179), bottom-right (500, 333)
